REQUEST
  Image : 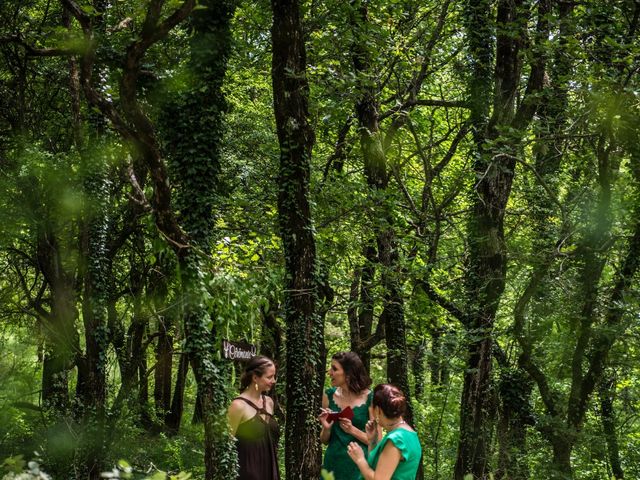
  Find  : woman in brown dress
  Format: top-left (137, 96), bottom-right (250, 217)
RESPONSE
top-left (227, 355), bottom-right (280, 480)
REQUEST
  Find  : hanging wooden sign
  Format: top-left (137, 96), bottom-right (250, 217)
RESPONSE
top-left (222, 339), bottom-right (257, 361)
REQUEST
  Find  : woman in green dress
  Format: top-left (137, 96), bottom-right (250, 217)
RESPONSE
top-left (346, 384), bottom-right (422, 480)
top-left (318, 352), bottom-right (373, 480)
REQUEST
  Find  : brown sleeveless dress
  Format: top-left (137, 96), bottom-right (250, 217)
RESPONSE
top-left (234, 396), bottom-right (280, 480)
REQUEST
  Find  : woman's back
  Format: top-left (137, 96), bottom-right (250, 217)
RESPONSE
top-left (367, 427), bottom-right (421, 480)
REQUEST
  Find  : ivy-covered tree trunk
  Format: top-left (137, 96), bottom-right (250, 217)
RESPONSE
top-left (349, 0), bottom-right (412, 424)
top-left (271, 0), bottom-right (323, 477)
top-left (456, 0), bottom-right (549, 477)
top-left (455, 2), bottom-right (497, 477)
top-left (495, 368), bottom-right (534, 480)
top-left (76, 146), bottom-right (110, 479)
top-left (74, 1), bottom-right (110, 467)
top-left (180, 258), bottom-right (236, 479)
top-left (161, 1), bottom-right (238, 477)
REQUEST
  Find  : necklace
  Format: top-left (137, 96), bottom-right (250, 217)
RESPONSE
top-left (385, 419), bottom-right (405, 430)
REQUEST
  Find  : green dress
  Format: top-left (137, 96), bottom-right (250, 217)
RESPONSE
top-left (365, 427), bottom-right (422, 480)
top-left (321, 387), bottom-right (372, 480)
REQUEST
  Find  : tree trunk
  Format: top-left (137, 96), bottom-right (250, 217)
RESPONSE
top-left (411, 340), bottom-right (427, 399)
top-left (349, 1), bottom-right (413, 427)
top-left (456, 0), bottom-right (549, 476)
top-left (454, 1), bottom-right (495, 472)
top-left (130, 259), bottom-right (150, 424)
top-left (76, 148), bottom-right (110, 480)
top-left (271, 0), bottom-right (323, 477)
top-left (192, 388), bottom-right (204, 424)
top-left (455, 337), bottom-right (494, 480)
top-left (348, 243), bottom-right (378, 372)
top-left (154, 322), bottom-right (173, 416)
top-left (495, 369), bottom-right (533, 480)
top-left (34, 220), bottom-right (80, 418)
top-left (160, 2), bottom-right (239, 476)
top-left (599, 376), bottom-right (624, 479)
top-left (72, 2), bottom-right (110, 474)
top-left (165, 351), bottom-right (189, 434)
top-left (150, 256), bottom-right (173, 417)
top-left (550, 439), bottom-right (574, 480)
top-left (39, 272), bottom-right (77, 413)
top-left (37, 6), bottom-right (83, 415)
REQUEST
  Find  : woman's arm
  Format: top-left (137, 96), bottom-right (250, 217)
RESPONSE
top-left (319, 392), bottom-right (332, 444)
top-left (347, 441), bottom-right (402, 480)
top-left (367, 405), bottom-right (381, 450)
top-left (338, 418), bottom-right (369, 444)
top-left (227, 400), bottom-right (245, 436)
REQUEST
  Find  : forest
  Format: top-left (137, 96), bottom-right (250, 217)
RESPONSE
top-left (0, 0), bottom-right (639, 479)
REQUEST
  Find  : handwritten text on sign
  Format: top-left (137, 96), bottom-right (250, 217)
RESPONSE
top-left (222, 339), bottom-right (257, 361)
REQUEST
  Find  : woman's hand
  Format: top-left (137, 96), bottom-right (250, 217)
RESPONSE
top-left (318, 408), bottom-right (333, 430)
top-left (338, 417), bottom-right (355, 435)
top-left (347, 441), bottom-right (366, 465)
top-left (365, 419), bottom-right (378, 445)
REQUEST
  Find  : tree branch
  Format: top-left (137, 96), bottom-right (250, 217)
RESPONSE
top-left (321, 115), bottom-right (353, 184)
top-left (576, 214), bottom-right (640, 427)
top-left (513, 259), bottom-right (560, 417)
top-left (379, 98), bottom-right (469, 122)
top-left (0, 35), bottom-right (79, 56)
top-left (134, 0), bottom-right (196, 56)
top-left (59, 0), bottom-right (91, 32)
top-left (513, 0), bottom-right (551, 130)
top-left (358, 314), bottom-right (386, 352)
top-left (415, 278), bottom-right (468, 325)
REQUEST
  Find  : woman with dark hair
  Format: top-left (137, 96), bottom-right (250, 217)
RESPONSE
top-left (318, 351), bottom-right (373, 479)
top-left (227, 355), bottom-right (279, 480)
top-left (346, 384), bottom-right (421, 480)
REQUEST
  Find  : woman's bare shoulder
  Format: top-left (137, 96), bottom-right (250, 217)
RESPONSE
top-left (229, 396), bottom-right (249, 413)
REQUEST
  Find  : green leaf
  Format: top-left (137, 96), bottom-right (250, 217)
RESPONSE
top-left (2, 455), bottom-right (26, 474)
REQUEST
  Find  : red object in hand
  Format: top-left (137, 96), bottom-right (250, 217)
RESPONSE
top-left (326, 406), bottom-right (354, 423)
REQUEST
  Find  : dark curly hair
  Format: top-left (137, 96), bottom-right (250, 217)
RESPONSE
top-left (373, 384), bottom-right (407, 418)
top-left (239, 355), bottom-right (275, 391)
top-left (332, 351), bottom-right (372, 395)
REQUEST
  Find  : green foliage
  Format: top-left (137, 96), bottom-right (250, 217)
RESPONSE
top-left (320, 468), bottom-right (335, 480)
top-left (0, 0), bottom-right (639, 479)
top-left (2, 456), bottom-right (26, 475)
top-left (0, 457), bottom-right (194, 480)
top-left (101, 459), bottom-right (192, 480)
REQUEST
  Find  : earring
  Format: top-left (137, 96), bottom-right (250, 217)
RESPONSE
top-left (255, 382), bottom-right (259, 392)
